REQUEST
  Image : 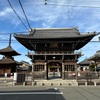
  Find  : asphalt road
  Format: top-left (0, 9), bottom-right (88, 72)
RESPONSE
top-left (0, 88), bottom-right (64, 100)
top-left (0, 86), bottom-right (100, 100)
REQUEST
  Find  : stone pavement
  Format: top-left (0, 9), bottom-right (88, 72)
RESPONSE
top-left (34, 79), bottom-right (78, 86)
top-left (0, 77), bottom-right (100, 87)
top-left (0, 78), bottom-right (78, 86)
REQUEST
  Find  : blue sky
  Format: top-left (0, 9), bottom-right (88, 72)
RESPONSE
top-left (0, 0), bottom-right (100, 63)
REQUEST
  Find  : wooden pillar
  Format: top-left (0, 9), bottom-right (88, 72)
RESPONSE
top-left (45, 62), bottom-right (48, 79)
top-left (32, 63), bottom-right (34, 72)
top-left (45, 55), bottom-right (48, 80)
top-left (75, 54), bottom-right (78, 81)
top-left (62, 62), bottom-right (65, 79)
top-left (75, 64), bottom-right (78, 81)
top-left (61, 55), bottom-right (64, 78)
top-left (94, 60), bottom-right (97, 71)
top-left (32, 62), bottom-right (34, 81)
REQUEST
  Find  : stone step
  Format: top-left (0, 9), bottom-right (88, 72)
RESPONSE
top-left (35, 81), bottom-right (78, 86)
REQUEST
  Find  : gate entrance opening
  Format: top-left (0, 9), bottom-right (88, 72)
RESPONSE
top-left (47, 62), bottom-right (62, 79)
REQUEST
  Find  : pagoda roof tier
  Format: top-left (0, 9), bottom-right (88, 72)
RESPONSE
top-left (0, 45), bottom-right (21, 56)
top-left (14, 28), bottom-right (96, 51)
top-left (0, 58), bottom-right (19, 65)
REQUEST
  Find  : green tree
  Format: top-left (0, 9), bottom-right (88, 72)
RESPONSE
top-left (89, 63), bottom-right (95, 71)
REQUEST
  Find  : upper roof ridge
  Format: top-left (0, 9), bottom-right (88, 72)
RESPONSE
top-left (31, 27), bottom-right (79, 31)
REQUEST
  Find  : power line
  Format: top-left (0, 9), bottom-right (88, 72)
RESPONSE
top-left (18, 0), bottom-right (31, 29)
top-left (23, 1), bottom-right (100, 9)
top-left (16, 1), bottom-right (100, 9)
top-left (45, 3), bottom-right (100, 8)
top-left (7, 0), bottom-right (29, 31)
top-left (0, 31), bottom-right (28, 35)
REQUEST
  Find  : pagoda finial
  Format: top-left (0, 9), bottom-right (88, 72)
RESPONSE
top-left (9, 34), bottom-right (12, 46)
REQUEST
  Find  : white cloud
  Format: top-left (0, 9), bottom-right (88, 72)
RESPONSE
top-left (0, 7), bottom-right (13, 16)
top-left (1, 0), bottom-right (100, 29)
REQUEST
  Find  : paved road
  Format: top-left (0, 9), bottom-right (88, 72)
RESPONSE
top-left (0, 88), bottom-right (64, 100)
top-left (61, 86), bottom-right (100, 100)
top-left (0, 86), bottom-right (100, 100)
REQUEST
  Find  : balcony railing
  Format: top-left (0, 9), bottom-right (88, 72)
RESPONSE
top-left (28, 50), bottom-right (82, 56)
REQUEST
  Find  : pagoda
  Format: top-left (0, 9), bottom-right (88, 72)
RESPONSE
top-left (14, 27), bottom-right (96, 79)
top-left (0, 34), bottom-right (20, 76)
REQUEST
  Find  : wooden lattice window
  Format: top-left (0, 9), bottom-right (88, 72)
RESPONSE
top-left (34, 65), bottom-right (44, 71)
top-left (64, 65), bottom-right (75, 71)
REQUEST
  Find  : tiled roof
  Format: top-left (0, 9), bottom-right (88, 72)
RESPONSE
top-left (20, 60), bottom-right (31, 66)
top-left (30, 28), bottom-right (80, 38)
top-left (0, 46), bottom-right (20, 56)
top-left (89, 50), bottom-right (100, 60)
top-left (78, 59), bottom-right (90, 65)
top-left (0, 58), bottom-right (17, 64)
top-left (14, 28), bottom-right (95, 39)
top-left (14, 27), bottom-right (96, 50)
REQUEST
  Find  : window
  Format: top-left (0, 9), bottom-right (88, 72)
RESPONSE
top-left (64, 65), bottom-right (75, 71)
top-left (34, 65), bottom-right (44, 71)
